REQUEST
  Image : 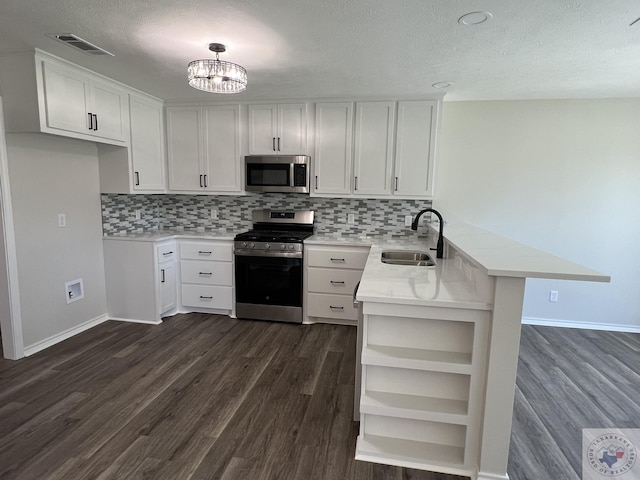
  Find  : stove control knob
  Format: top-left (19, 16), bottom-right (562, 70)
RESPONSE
top-left (280, 244), bottom-right (286, 250)
top-left (242, 242), bottom-right (247, 248)
top-left (265, 244), bottom-right (270, 249)
top-left (288, 245), bottom-right (295, 250)
top-left (249, 242), bottom-right (255, 249)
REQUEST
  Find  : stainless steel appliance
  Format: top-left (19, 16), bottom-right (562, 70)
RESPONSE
top-left (234, 209), bottom-right (315, 323)
top-left (244, 155), bottom-right (310, 193)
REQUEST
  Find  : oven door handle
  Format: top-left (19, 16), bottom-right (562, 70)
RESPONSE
top-left (234, 250), bottom-right (302, 259)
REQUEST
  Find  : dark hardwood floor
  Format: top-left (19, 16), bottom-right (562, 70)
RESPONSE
top-left (1, 316), bottom-right (638, 480)
top-left (0, 314), bottom-right (464, 480)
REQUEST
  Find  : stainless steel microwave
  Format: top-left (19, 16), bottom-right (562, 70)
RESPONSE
top-left (245, 155), bottom-right (310, 193)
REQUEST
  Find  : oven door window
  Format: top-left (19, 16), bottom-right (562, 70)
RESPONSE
top-left (246, 163), bottom-right (291, 187)
top-left (235, 256), bottom-right (302, 307)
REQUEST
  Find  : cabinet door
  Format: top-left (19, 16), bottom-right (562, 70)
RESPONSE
top-left (130, 94), bottom-right (166, 192)
top-left (314, 102), bottom-right (354, 195)
top-left (394, 101), bottom-right (437, 197)
top-left (248, 104), bottom-right (277, 154)
top-left (203, 105), bottom-right (241, 192)
top-left (89, 79), bottom-right (128, 142)
top-left (353, 102), bottom-right (395, 196)
top-left (166, 106), bottom-right (204, 191)
top-left (40, 60), bottom-right (90, 134)
top-left (277, 103), bottom-right (307, 154)
top-left (159, 262), bottom-right (177, 314)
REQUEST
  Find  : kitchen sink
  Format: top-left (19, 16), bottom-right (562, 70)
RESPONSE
top-left (380, 250), bottom-right (436, 267)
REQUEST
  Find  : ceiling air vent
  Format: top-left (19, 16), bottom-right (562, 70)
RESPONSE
top-left (45, 33), bottom-right (114, 56)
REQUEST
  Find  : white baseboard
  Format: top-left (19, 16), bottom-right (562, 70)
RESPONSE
top-left (477, 473), bottom-right (509, 480)
top-left (23, 313), bottom-right (110, 357)
top-left (522, 316), bottom-right (640, 334)
top-left (109, 316), bottom-right (162, 325)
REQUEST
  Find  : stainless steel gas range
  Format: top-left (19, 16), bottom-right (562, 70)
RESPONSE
top-left (234, 209), bottom-right (315, 323)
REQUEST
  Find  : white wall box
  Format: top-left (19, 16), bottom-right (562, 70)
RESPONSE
top-left (0, 50), bottom-right (129, 146)
top-left (179, 240), bottom-right (234, 314)
top-left (248, 103), bottom-right (307, 154)
top-left (312, 99), bottom-right (441, 199)
top-left (103, 238), bottom-right (177, 324)
top-left (356, 302), bottom-right (490, 478)
top-left (166, 105), bottom-right (242, 194)
top-left (98, 92), bottom-right (166, 194)
top-left (304, 245), bottom-right (370, 325)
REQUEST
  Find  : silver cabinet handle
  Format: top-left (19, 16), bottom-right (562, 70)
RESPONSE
top-left (199, 175), bottom-right (204, 188)
top-left (93, 114), bottom-right (98, 131)
top-left (330, 281), bottom-right (345, 285)
top-left (330, 305), bottom-right (344, 311)
top-left (198, 251), bottom-right (212, 255)
top-left (203, 174), bottom-right (208, 188)
top-left (272, 137), bottom-right (276, 151)
top-left (87, 113), bottom-right (93, 130)
top-left (277, 137), bottom-right (281, 151)
top-left (330, 258), bottom-right (346, 263)
top-left (134, 171), bottom-right (140, 186)
top-left (161, 269), bottom-right (165, 283)
top-left (199, 272), bottom-right (213, 276)
top-left (199, 296), bottom-right (213, 299)
top-left (395, 176), bottom-right (399, 191)
top-left (315, 175), bottom-right (319, 190)
top-left (354, 176), bottom-right (358, 191)
top-left (162, 251), bottom-right (174, 256)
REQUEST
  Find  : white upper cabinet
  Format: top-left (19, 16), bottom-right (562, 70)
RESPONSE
top-left (248, 103), bottom-right (307, 154)
top-left (353, 101), bottom-right (395, 196)
top-left (129, 94), bottom-right (166, 192)
top-left (312, 99), bottom-right (440, 199)
top-left (166, 105), bottom-right (242, 194)
top-left (393, 100), bottom-right (438, 197)
top-left (313, 102), bottom-right (354, 195)
top-left (40, 57), bottom-right (128, 143)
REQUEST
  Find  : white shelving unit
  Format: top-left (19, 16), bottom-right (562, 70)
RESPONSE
top-left (356, 305), bottom-right (489, 478)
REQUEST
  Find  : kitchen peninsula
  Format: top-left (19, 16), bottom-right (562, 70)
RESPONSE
top-left (353, 223), bottom-right (610, 480)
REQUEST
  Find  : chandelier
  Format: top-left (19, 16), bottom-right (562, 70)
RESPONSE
top-left (187, 43), bottom-right (247, 94)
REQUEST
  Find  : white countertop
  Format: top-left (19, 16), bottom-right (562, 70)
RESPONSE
top-left (103, 230), bottom-right (241, 242)
top-left (443, 223), bottom-right (610, 282)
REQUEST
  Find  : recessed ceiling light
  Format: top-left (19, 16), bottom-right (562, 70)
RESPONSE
top-left (432, 81), bottom-right (453, 89)
top-left (458, 11), bottom-right (493, 26)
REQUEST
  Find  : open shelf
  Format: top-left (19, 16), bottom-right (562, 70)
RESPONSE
top-left (356, 434), bottom-right (468, 476)
top-left (361, 390), bottom-right (468, 425)
top-left (363, 344), bottom-right (472, 374)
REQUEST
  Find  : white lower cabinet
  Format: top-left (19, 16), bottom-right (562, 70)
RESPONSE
top-left (356, 303), bottom-right (489, 478)
top-left (179, 240), bottom-right (234, 314)
top-left (103, 238), bottom-right (177, 323)
top-left (304, 244), bottom-right (370, 324)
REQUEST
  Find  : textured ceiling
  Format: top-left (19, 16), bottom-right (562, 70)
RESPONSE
top-left (0, 0), bottom-right (638, 102)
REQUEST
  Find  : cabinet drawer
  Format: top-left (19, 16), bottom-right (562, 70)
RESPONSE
top-left (181, 285), bottom-right (233, 310)
top-left (307, 293), bottom-right (359, 321)
top-left (157, 243), bottom-right (177, 264)
top-left (308, 267), bottom-right (362, 294)
top-left (307, 247), bottom-right (369, 269)
top-left (181, 260), bottom-right (233, 286)
top-left (180, 241), bottom-right (232, 261)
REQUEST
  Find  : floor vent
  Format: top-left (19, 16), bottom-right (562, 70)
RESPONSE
top-left (45, 33), bottom-right (114, 56)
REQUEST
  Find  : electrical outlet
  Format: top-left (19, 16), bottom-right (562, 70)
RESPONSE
top-left (135, 209), bottom-right (141, 220)
top-left (58, 213), bottom-right (66, 228)
top-left (405, 215), bottom-right (413, 227)
top-left (549, 290), bottom-right (559, 302)
top-left (211, 208), bottom-right (219, 220)
top-left (347, 213), bottom-right (355, 224)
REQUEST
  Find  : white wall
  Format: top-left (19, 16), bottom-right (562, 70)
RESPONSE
top-left (437, 99), bottom-right (640, 329)
top-left (6, 133), bottom-right (107, 348)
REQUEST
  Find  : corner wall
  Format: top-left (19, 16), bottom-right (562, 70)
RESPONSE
top-left (437, 99), bottom-right (640, 329)
top-left (6, 133), bottom-right (107, 348)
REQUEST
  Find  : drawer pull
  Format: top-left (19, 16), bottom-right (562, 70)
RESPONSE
top-left (330, 281), bottom-right (345, 285)
top-left (330, 258), bottom-right (346, 263)
top-left (161, 269), bottom-right (165, 283)
top-left (330, 305), bottom-right (344, 311)
top-left (200, 296), bottom-right (213, 300)
top-left (162, 251), bottom-right (174, 256)
top-left (198, 251), bottom-right (212, 255)
top-left (199, 272), bottom-right (213, 276)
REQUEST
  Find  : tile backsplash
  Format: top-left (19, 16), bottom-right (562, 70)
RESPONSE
top-left (101, 193), bottom-right (433, 239)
